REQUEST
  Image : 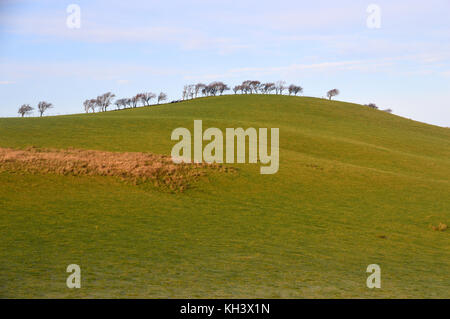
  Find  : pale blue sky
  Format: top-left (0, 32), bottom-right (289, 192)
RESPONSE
top-left (1, 0), bottom-right (449, 126)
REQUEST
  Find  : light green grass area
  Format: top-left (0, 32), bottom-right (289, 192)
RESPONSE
top-left (0, 95), bottom-right (449, 298)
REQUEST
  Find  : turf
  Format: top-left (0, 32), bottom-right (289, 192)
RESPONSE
top-left (0, 95), bottom-right (449, 298)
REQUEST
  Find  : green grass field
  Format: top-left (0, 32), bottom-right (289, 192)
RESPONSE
top-left (0, 95), bottom-right (449, 298)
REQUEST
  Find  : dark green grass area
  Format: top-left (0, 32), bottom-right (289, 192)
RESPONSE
top-left (0, 95), bottom-right (449, 298)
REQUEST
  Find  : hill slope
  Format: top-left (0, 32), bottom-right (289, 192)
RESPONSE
top-left (0, 95), bottom-right (449, 298)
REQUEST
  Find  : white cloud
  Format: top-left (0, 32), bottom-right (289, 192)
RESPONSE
top-left (0, 61), bottom-right (185, 81)
top-left (184, 58), bottom-right (396, 81)
top-left (1, 14), bottom-right (248, 54)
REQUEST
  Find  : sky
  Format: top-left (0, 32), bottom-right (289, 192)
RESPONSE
top-left (0, 0), bottom-right (449, 126)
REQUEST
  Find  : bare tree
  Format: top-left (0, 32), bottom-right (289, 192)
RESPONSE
top-left (97, 92), bottom-right (115, 112)
top-left (18, 104), bottom-right (33, 117)
top-left (249, 80), bottom-right (261, 93)
top-left (215, 82), bottom-right (229, 95)
top-left (188, 84), bottom-right (195, 99)
top-left (288, 84), bottom-right (295, 95)
top-left (288, 84), bottom-right (303, 95)
top-left (182, 85), bottom-right (195, 99)
top-left (93, 98), bottom-right (101, 112)
top-left (327, 89), bottom-right (339, 100)
top-left (288, 84), bottom-right (296, 95)
top-left (158, 92), bottom-right (167, 104)
top-left (115, 98), bottom-right (128, 110)
top-left (85, 99), bottom-right (99, 113)
top-left (89, 99), bottom-right (97, 112)
top-left (37, 101), bottom-right (53, 117)
top-left (121, 98), bottom-right (129, 109)
top-left (241, 80), bottom-right (252, 94)
top-left (131, 95), bottom-right (140, 108)
top-left (275, 81), bottom-right (286, 94)
top-left (133, 93), bottom-right (143, 107)
top-left (194, 83), bottom-right (206, 98)
top-left (366, 103), bottom-right (378, 109)
top-left (140, 92), bottom-right (156, 106)
top-left (83, 100), bottom-right (90, 113)
top-left (114, 99), bottom-right (122, 110)
top-left (124, 98), bottom-right (133, 109)
top-left (201, 85), bottom-right (209, 96)
top-left (206, 82), bottom-right (218, 96)
top-left (233, 85), bottom-right (241, 94)
top-left (83, 99), bottom-right (95, 113)
top-left (261, 82), bottom-right (275, 94)
top-left (182, 85), bottom-right (188, 100)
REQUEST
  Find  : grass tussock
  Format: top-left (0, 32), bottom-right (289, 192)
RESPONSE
top-left (0, 146), bottom-right (232, 192)
top-left (430, 223), bottom-right (448, 232)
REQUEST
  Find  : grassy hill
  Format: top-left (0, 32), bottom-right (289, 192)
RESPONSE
top-left (0, 95), bottom-right (449, 298)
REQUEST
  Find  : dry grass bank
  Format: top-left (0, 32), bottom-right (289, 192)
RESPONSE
top-left (0, 147), bottom-right (230, 192)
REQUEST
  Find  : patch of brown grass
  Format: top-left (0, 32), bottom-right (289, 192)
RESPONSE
top-left (430, 223), bottom-right (448, 232)
top-left (0, 147), bottom-right (233, 192)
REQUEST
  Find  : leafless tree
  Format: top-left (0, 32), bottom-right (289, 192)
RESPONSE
top-left (18, 104), bottom-right (33, 117)
top-left (140, 92), bottom-right (156, 106)
top-left (94, 98), bottom-right (101, 112)
top-left (114, 98), bottom-right (128, 110)
top-left (182, 84), bottom-right (195, 99)
top-left (206, 82), bottom-right (218, 96)
top-left (97, 92), bottom-right (115, 112)
top-left (89, 99), bottom-right (98, 112)
top-left (241, 80), bottom-right (252, 94)
top-left (327, 89), bottom-right (339, 100)
top-left (233, 85), bottom-right (241, 94)
top-left (158, 92), bottom-right (167, 104)
top-left (216, 82), bottom-right (229, 95)
top-left (260, 83), bottom-right (268, 94)
top-left (249, 80), bottom-right (261, 93)
top-left (131, 95), bottom-right (140, 108)
top-left (37, 101), bottom-right (53, 117)
top-left (288, 84), bottom-right (295, 95)
top-left (114, 99), bottom-right (122, 110)
top-left (132, 93), bottom-right (142, 107)
top-left (204, 82), bottom-right (227, 96)
top-left (83, 100), bottom-right (90, 113)
top-left (124, 98), bottom-right (133, 109)
top-left (195, 83), bottom-right (206, 98)
top-left (275, 81), bottom-right (286, 95)
top-left (201, 85), bottom-right (209, 96)
top-left (288, 84), bottom-right (303, 96)
top-left (261, 82), bottom-right (275, 94)
top-left (188, 84), bottom-right (195, 99)
top-left (83, 99), bottom-right (95, 113)
top-left (182, 85), bottom-right (188, 100)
